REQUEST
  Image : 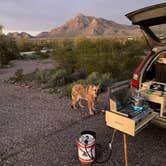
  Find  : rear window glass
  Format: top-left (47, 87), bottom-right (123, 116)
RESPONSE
top-left (149, 23), bottom-right (166, 40)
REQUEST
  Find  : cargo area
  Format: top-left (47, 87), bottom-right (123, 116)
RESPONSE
top-left (142, 51), bottom-right (166, 83)
top-left (141, 51), bottom-right (166, 118)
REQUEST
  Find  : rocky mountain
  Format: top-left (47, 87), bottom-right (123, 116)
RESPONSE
top-left (7, 32), bottom-right (33, 39)
top-left (37, 13), bottom-right (141, 38)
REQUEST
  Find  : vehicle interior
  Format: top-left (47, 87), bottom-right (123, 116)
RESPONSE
top-left (143, 52), bottom-right (166, 83)
top-left (141, 51), bottom-right (166, 117)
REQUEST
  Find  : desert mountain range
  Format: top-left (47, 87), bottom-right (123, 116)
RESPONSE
top-left (7, 32), bottom-right (33, 39)
top-left (7, 13), bottom-right (142, 39)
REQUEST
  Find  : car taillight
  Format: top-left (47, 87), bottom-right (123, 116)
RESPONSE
top-left (132, 78), bottom-right (139, 88)
top-left (131, 51), bottom-right (154, 89)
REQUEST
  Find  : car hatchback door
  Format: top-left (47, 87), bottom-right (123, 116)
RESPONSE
top-left (126, 3), bottom-right (166, 46)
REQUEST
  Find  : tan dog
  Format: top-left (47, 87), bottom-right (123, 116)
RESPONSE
top-left (71, 84), bottom-right (100, 115)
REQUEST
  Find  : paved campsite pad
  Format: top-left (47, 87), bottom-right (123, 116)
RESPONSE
top-left (0, 59), bottom-right (166, 166)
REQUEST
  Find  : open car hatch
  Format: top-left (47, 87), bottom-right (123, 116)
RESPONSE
top-left (126, 3), bottom-right (166, 46)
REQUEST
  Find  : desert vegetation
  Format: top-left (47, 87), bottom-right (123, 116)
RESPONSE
top-left (0, 27), bottom-right (19, 67)
top-left (9, 37), bottom-right (148, 97)
top-left (16, 39), bottom-right (56, 52)
top-left (53, 38), bottom-right (147, 80)
top-left (15, 37), bottom-right (147, 79)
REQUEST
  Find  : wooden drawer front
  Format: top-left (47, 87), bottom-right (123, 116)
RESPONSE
top-left (106, 111), bottom-right (135, 136)
top-left (106, 111), bottom-right (158, 136)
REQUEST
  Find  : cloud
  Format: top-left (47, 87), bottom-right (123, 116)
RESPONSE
top-left (0, 0), bottom-right (165, 32)
top-left (0, 0), bottom-right (74, 30)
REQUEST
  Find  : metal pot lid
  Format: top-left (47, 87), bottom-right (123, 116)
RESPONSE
top-left (79, 134), bottom-right (95, 145)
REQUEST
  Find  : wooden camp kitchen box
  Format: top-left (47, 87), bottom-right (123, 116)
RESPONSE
top-left (106, 110), bottom-right (157, 136)
top-left (105, 81), bottom-right (158, 136)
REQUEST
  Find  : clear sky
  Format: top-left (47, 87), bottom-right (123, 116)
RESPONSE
top-left (0, 0), bottom-right (165, 35)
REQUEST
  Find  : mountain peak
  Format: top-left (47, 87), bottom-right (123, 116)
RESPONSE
top-left (75, 13), bottom-right (85, 18)
top-left (37, 13), bottom-right (141, 38)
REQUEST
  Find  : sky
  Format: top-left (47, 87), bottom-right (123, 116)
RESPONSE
top-left (0, 0), bottom-right (165, 36)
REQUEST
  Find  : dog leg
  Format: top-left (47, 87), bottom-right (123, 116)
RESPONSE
top-left (71, 102), bottom-right (76, 110)
top-left (78, 100), bottom-right (85, 108)
top-left (71, 95), bottom-right (77, 110)
top-left (88, 101), bottom-right (94, 115)
top-left (92, 102), bottom-right (97, 111)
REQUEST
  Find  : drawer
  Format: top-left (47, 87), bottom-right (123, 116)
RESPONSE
top-left (106, 111), bottom-right (158, 136)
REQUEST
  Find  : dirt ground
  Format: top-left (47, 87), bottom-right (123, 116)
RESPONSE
top-left (0, 59), bottom-right (166, 166)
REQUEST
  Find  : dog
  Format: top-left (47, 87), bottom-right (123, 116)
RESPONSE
top-left (71, 84), bottom-right (100, 115)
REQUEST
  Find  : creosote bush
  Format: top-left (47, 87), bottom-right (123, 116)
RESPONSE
top-left (53, 38), bottom-right (147, 80)
top-left (35, 69), bottom-right (52, 84)
top-left (8, 38), bottom-right (148, 97)
top-left (0, 35), bottom-right (19, 67)
top-left (72, 72), bottom-right (112, 92)
top-left (47, 69), bottom-right (67, 87)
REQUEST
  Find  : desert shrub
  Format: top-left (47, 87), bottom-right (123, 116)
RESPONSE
top-left (100, 72), bottom-right (112, 87)
top-left (9, 69), bottom-right (24, 83)
top-left (52, 38), bottom-right (147, 81)
top-left (38, 52), bottom-right (50, 59)
top-left (9, 68), bottom-right (112, 97)
top-left (35, 51), bottom-right (50, 59)
top-left (54, 47), bottom-right (77, 73)
top-left (8, 37), bottom-right (148, 97)
top-left (74, 72), bottom-right (112, 91)
top-left (86, 72), bottom-right (112, 90)
top-left (0, 35), bottom-right (19, 67)
top-left (22, 71), bottom-right (36, 83)
top-left (86, 72), bottom-right (102, 85)
top-left (47, 69), bottom-right (68, 87)
top-left (15, 69), bottom-right (23, 81)
top-left (68, 71), bottom-right (86, 82)
top-left (52, 85), bottom-right (72, 97)
top-left (35, 69), bottom-right (53, 84)
top-left (32, 68), bottom-right (71, 96)
top-left (16, 39), bottom-right (35, 52)
top-left (65, 85), bottom-right (72, 97)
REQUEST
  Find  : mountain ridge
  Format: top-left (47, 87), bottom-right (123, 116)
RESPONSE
top-left (37, 13), bottom-right (141, 38)
top-left (7, 32), bottom-right (33, 39)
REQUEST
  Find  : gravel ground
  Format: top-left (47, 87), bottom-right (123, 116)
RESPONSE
top-left (0, 59), bottom-right (166, 166)
top-left (0, 59), bottom-right (55, 80)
